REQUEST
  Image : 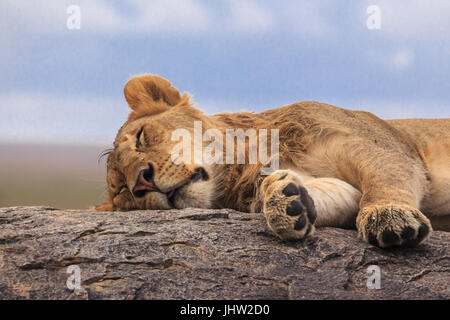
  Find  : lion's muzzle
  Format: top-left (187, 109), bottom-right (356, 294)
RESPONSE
top-left (132, 162), bottom-right (209, 206)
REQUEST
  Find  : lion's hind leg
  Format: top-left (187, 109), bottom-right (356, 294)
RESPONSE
top-left (420, 138), bottom-right (450, 220)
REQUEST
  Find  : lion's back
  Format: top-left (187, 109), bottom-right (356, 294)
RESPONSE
top-left (387, 118), bottom-right (450, 148)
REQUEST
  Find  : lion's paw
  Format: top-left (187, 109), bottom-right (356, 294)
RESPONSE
top-left (357, 205), bottom-right (432, 248)
top-left (262, 170), bottom-right (317, 240)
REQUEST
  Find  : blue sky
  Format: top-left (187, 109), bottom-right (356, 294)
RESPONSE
top-left (1, 0), bottom-right (450, 145)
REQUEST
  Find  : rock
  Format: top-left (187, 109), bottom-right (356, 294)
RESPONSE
top-left (0, 206), bottom-right (448, 300)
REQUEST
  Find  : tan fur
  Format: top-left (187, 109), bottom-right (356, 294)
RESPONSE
top-left (96, 74), bottom-right (450, 248)
top-left (302, 176), bottom-right (361, 228)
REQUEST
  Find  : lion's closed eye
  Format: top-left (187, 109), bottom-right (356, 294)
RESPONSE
top-left (136, 128), bottom-right (144, 149)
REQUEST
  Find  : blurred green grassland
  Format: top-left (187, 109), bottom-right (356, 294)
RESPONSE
top-left (0, 144), bottom-right (109, 209)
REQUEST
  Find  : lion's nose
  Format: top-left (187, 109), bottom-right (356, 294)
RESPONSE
top-left (191, 167), bottom-right (209, 182)
top-left (132, 163), bottom-right (156, 197)
top-left (141, 162), bottom-right (154, 183)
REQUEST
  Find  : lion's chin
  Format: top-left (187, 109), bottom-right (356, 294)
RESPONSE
top-left (134, 182), bottom-right (214, 210)
top-left (171, 182), bottom-right (214, 209)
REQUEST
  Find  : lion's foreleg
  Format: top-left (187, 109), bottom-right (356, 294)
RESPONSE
top-left (303, 177), bottom-right (361, 228)
top-left (337, 140), bottom-right (433, 247)
top-left (252, 170), bottom-right (361, 240)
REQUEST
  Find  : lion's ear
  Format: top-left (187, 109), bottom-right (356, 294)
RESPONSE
top-left (124, 74), bottom-right (186, 120)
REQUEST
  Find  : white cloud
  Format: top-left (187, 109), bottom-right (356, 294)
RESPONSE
top-left (86, 0), bottom-right (211, 34)
top-left (0, 0), bottom-right (212, 36)
top-left (229, 0), bottom-right (274, 33)
top-left (366, 48), bottom-right (416, 71)
top-left (0, 0), bottom-right (337, 37)
top-left (0, 0), bottom-right (66, 34)
top-left (391, 49), bottom-right (415, 70)
top-left (280, 0), bottom-right (335, 38)
top-left (3, 0), bottom-right (450, 39)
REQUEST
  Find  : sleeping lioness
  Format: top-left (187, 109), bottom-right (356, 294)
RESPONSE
top-left (96, 74), bottom-right (450, 248)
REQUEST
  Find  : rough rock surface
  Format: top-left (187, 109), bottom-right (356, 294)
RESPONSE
top-left (0, 206), bottom-right (448, 300)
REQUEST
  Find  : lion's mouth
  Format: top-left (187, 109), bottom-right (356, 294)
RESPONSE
top-left (166, 187), bottom-right (181, 207)
top-left (132, 172), bottom-right (158, 198)
top-left (132, 171), bottom-right (186, 207)
top-left (166, 183), bottom-right (189, 207)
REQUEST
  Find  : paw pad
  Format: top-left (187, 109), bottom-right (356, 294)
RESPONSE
top-left (283, 183), bottom-right (299, 197)
top-left (263, 174), bottom-right (317, 240)
top-left (358, 206), bottom-right (432, 248)
top-left (405, 223), bottom-right (430, 247)
top-left (400, 227), bottom-right (415, 240)
top-left (294, 215), bottom-right (307, 230)
top-left (299, 187), bottom-right (317, 223)
top-left (381, 230), bottom-right (400, 246)
top-left (418, 223), bottom-right (430, 240)
top-left (286, 200), bottom-right (303, 216)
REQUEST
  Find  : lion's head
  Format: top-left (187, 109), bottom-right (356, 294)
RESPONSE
top-left (95, 75), bottom-right (215, 211)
